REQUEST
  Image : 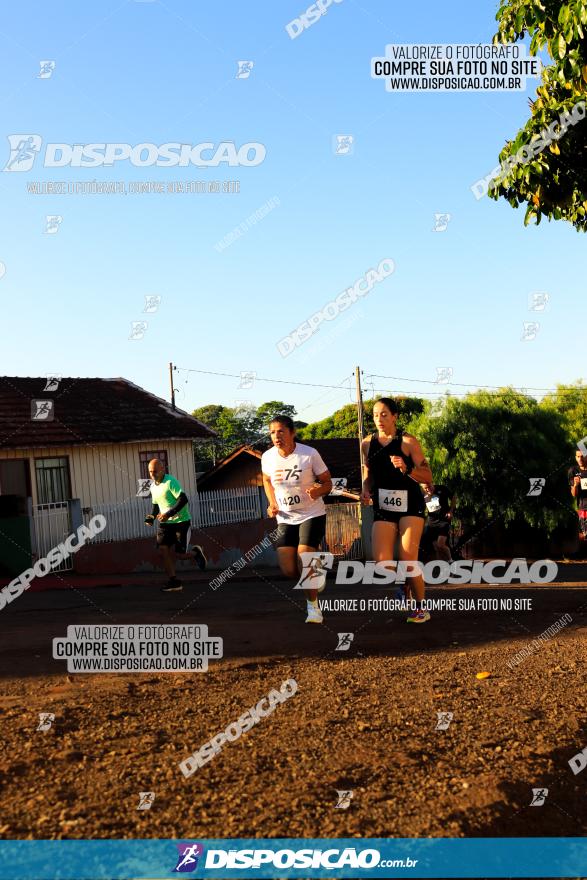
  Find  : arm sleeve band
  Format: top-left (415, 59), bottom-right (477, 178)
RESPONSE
top-left (166, 492), bottom-right (189, 517)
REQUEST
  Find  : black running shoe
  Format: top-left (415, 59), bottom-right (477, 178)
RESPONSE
top-left (160, 577), bottom-right (183, 593)
top-left (192, 545), bottom-right (207, 571)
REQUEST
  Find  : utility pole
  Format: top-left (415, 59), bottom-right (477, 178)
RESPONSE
top-left (169, 362), bottom-right (176, 411)
top-left (355, 365), bottom-right (365, 474)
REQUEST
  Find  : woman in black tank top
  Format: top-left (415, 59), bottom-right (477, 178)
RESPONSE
top-left (361, 398), bottom-right (433, 623)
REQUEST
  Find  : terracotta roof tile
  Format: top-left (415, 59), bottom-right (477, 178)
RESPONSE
top-left (0, 376), bottom-right (215, 449)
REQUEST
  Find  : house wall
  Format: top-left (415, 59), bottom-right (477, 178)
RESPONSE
top-left (72, 516), bottom-right (279, 574)
top-left (202, 456), bottom-right (263, 491)
top-left (0, 439), bottom-right (197, 506)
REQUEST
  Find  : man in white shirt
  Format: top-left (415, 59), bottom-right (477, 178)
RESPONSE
top-left (261, 416), bottom-right (332, 623)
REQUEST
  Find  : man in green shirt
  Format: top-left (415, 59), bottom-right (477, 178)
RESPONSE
top-left (144, 458), bottom-right (207, 592)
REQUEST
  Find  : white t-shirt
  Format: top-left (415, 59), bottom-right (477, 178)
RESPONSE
top-left (261, 443), bottom-right (328, 524)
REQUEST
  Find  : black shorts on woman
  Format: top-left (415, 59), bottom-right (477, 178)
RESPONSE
top-left (368, 431), bottom-right (425, 523)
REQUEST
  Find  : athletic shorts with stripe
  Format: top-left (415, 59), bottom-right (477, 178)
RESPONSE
top-left (275, 515), bottom-right (326, 549)
top-left (156, 521), bottom-right (192, 553)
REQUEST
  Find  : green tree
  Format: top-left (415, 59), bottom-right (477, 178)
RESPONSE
top-left (255, 401), bottom-right (297, 431)
top-left (406, 389), bottom-right (570, 535)
top-left (192, 401), bottom-right (297, 461)
top-left (490, 0), bottom-right (587, 229)
top-left (298, 396), bottom-right (425, 439)
top-left (192, 404), bottom-right (226, 432)
top-left (540, 380), bottom-right (587, 446)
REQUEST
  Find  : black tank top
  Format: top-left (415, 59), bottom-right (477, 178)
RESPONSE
top-left (367, 431), bottom-right (425, 513)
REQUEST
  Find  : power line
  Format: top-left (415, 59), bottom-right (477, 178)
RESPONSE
top-left (369, 373), bottom-right (587, 394)
top-left (175, 366), bottom-right (354, 391)
top-left (175, 364), bottom-right (587, 401)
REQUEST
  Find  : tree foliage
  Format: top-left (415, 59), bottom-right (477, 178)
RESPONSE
top-left (192, 401), bottom-right (297, 462)
top-left (406, 389), bottom-right (572, 534)
top-left (540, 380), bottom-right (587, 443)
top-left (298, 396), bottom-right (425, 440)
top-left (491, 0), bottom-right (587, 229)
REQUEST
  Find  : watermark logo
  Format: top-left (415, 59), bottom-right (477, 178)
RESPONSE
top-left (43, 375), bottom-right (61, 392)
top-left (0, 515), bottom-right (107, 612)
top-left (506, 613), bottom-right (572, 669)
top-left (578, 436), bottom-right (587, 457)
top-left (233, 400), bottom-right (254, 420)
top-left (569, 745), bottom-right (587, 776)
top-left (277, 258), bottom-right (395, 357)
top-left (0, 262), bottom-right (5, 279)
top-left (337, 558), bottom-right (558, 586)
top-left (530, 788), bottom-right (548, 806)
top-left (373, 43), bottom-right (541, 93)
top-left (4, 134), bottom-right (42, 171)
top-left (335, 789), bottom-right (353, 809)
top-left (335, 632), bottom-right (354, 651)
top-left (529, 291), bottom-right (549, 311)
top-left (236, 61), bottom-right (254, 79)
top-left (179, 679), bottom-right (298, 777)
top-left (436, 711), bottom-right (453, 730)
top-left (37, 712), bottom-right (55, 731)
top-left (527, 478), bottom-right (545, 496)
top-left (472, 100), bottom-right (585, 199)
top-left (286, 0), bottom-right (344, 40)
top-left (38, 61), bottom-right (55, 79)
top-left (129, 321), bottom-right (148, 340)
top-left (436, 367), bottom-right (453, 384)
top-left (31, 399), bottom-right (54, 421)
top-left (238, 370), bottom-right (257, 389)
top-left (143, 295), bottom-right (161, 313)
top-left (44, 215), bottom-right (62, 234)
top-left (4, 138), bottom-right (266, 170)
top-left (209, 528), bottom-right (280, 591)
top-left (432, 212), bottom-right (451, 232)
top-left (54, 624), bottom-right (221, 674)
top-left (137, 791), bottom-right (155, 810)
top-left (293, 552), bottom-right (334, 591)
top-left (174, 844), bottom-right (204, 873)
top-left (333, 135), bottom-right (354, 155)
top-left (521, 321), bottom-right (540, 341)
top-left (136, 478), bottom-right (153, 497)
top-left (214, 194), bottom-right (279, 252)
top-left (330, 477), bottom-right (348, 496)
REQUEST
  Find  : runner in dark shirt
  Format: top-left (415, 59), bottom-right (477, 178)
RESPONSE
top-left (361, 398), bottom-right (433, 623)
top-left (568, 449), bottom-right (587, 542)
top-left (421, 483), bottom-right (454, 563)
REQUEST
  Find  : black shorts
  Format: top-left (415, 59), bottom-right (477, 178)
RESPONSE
top-left (156, 521), bottom-right (192, 553)
top-left (424, 521), bottom-right (450, 539)
top-left (275, 515), bottom-right (326, 549)
top-left (373, 508), bottom-right (425, 524)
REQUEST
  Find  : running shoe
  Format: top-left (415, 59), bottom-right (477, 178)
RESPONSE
top-left (161, 577), bottom-right (183, 593)
top-left (192, 545), bottom-right (207, 571)
top-left (305, 602), bottom-right (323, 624)
top-left (406, 609), bottom-right (431, 623)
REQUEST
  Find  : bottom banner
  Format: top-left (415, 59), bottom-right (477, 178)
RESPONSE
top-left (0, 838), bottom-right (585, 878)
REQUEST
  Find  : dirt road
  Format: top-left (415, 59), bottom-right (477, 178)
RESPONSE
top-left (1, 569), bottom-right (586, 844)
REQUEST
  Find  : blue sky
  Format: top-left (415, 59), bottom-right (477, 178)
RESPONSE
top-left (0, 0), bottom-right (582, 425)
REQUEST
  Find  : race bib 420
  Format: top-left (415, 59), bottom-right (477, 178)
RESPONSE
top-left (277, 491), bottom-right (304, 510)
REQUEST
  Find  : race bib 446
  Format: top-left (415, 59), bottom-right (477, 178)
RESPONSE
top-left (378, 488), bottom-right (408, 512)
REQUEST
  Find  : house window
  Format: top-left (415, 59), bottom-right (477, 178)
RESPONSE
top-left (139, 450), bottom-right (169, 479)
top-left (35, 457), bottom-right (71, 505)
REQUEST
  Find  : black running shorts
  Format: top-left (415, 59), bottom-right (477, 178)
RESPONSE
top-left (424, 521), bottom-right (450, 539)
top-left (275, 515), bottom-right (326, 549)
top-left (373, 508), bottom-right (425, 524)
top-left (156, 520), bottom-right (191, 553)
